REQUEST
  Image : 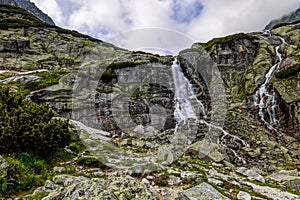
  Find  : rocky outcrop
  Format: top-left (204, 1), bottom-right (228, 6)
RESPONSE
top-left (178, 22), bottom-right (300, 171)
top-left (31, 175), bottom-right (157, 199)
top-left (236, 167), bottom-right (265, 183)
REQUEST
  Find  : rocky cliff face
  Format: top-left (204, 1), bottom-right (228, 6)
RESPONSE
top-left (0, 0), bottom-right (55, 25)
top-left (0, 4), bottom-right (299, 200)
top-left (179, 23), bottom-right (300, 166)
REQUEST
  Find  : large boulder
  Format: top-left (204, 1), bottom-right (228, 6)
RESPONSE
top-left (185, 139), bottom-right (229, 163)
top-left (236, 167), bottom-right (265, 183)
top-left (178, 182), bottom-right (230, 200)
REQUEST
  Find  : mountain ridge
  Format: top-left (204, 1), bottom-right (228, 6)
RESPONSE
top-left (265, 6), bottom-right (300, 30)
top-left (0, 0), bottom-right (55, 25)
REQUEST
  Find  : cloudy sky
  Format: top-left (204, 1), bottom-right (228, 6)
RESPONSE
top-left (31, 0), bottom-right (299, 53)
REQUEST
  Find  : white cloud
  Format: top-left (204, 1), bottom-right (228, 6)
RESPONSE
top-left (187, 0), bottom-right (300, 41)
top-left (31, 0), bottom-right (64, 25)
top-left (30, 0), bottom-right (299, 52)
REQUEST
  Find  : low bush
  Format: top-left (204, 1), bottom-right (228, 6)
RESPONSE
top-left (0, 86), bottom-right (71, 158)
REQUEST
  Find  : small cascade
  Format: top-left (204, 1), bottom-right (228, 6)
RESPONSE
top-left (253, 37), bottom-right (285, 135)
top-left (172, 59), bottom-right (206, 122)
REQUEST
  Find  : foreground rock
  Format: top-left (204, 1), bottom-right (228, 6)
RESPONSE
top-left (236, 167), bottom-right (265, 183)
top-left (32, 175), bottom-right (157, 199)
top-left (245, 182), bottom-right (300, 200)
top-left (178, 182), bottom-right (230, 200)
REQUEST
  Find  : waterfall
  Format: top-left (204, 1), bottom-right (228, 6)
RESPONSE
top-left (171, 59), bottom-right (206, 122)
top-left (253, 37), bottom-right (284, 135)
top-left (170, 58), bottom-right (249, 163)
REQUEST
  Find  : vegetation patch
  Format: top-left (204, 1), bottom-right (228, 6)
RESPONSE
top-left (201, 33), bottom-right (258, 51)
top-left (76, 156), bottom-right (107, 169)
top-left (275, 63), bottom-right (300, 79)
top-left (55, 27), bottom-right (101, 42)
top-left (108, 60), bottom-right (147, 70)
top-left (0, 86), bottom-right (71, 158)
top-left (25, 70), bottom-right (66, 90)
top-left (100, 71), bottom-right (118, 84)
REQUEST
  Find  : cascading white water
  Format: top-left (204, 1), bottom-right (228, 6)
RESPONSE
top-left (172, 59), bottom-right (206, 122)
top-left (253, 38), bottom-right (284, 135)
top-left (171, 58), bottom-right (249, 163)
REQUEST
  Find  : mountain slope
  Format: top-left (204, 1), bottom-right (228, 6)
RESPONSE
top-left (0, 0), bottom-right (55, 25)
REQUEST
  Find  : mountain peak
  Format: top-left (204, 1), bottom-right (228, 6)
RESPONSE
top-left (264, 6), bottom-right (300, 30)
top-left (0, 0), bottom-right (55, 25)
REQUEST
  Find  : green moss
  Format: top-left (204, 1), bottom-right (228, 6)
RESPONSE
top-left (54, 148), bottom-right (77, 162)
top-left (76, 156), bottom-right (107, 169)
top-left (149, 56), bottom-right (160, 63)
top-left (0, 4), bottom-right (38, 17)
top-left (64, 165), bottom-right (76, 175)
top-left (27, 191), bottom-right (49, 200)
top-left (68, 142), bottom-right (83, 153)
top-left (96, 88), bottom-right (113, 94)
top-left (108, 60), bottom-right (147, 70)
top-left (154, 178), bottom-right (168, 186)
top-left (236, 82), bottom-right (247, 101)
top-left (0, 17), bottom-right (47, 29)
top-left (100, 71), bottom-right (117, 83)
top-left (25, 70), bottom-right (66, 90)
top-left (1, 178), bottom-right (7, 193)
top-left (55, 27), bottom-right (101, 42)
top-left (201, 33), bottom-right (258, 51)
top-left (251, 180), bottom-right (300, 196)
top-left (182, 177), bottom-right (201, 189)
top-left (275, 63), bottom-right (300, 79)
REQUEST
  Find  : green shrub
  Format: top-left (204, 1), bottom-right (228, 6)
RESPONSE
top-left (18, 153), bottom-right (45, 173)
top-left (1, 178), bottom-right (7, 193)
top-left (76, 156), bottom-right (107, 169)
top-left (68, 142), bottom-right (81, 153)
top-left (3, 156), bottom-right (48, 196)
top-left (0, 86), bottom-right (71, 158)
top-left (100, 71), bottom-right (117, 83)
